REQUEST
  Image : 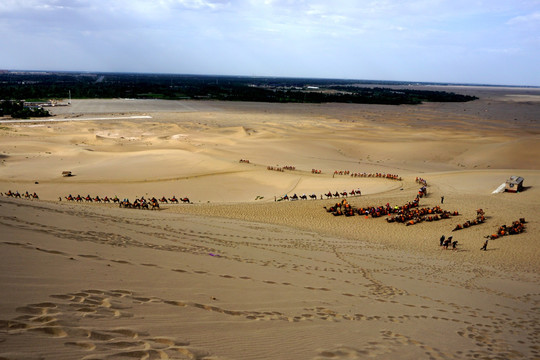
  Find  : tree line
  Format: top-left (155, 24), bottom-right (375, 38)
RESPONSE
top-left (0, 72), bottom-right (478, 109)
top-left (0, 100), bottom-right (52, 119)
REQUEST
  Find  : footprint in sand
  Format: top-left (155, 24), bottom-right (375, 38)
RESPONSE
top-left (0, 289), bottom-right (213, 360)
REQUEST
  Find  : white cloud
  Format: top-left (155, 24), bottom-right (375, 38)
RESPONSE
top-left (507, 11), bottom-right (540, 26)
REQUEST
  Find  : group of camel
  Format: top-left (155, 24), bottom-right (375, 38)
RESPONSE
top-left (486, 219), bottom-right (526, 240)
top-left (267, 165), bottom-right (296, 172)
top-left (325, 189), bottom-right (362, 198)
top-left (276, 189), bottom-right (362, 201)
top-left (418, 186), bottom-right (428, 198)
top-left (331, 171), bottom-right (402, 181)
top-left (333, 170), bottom-right (351, 176)
top-left (239, 159), bottom-right (250, 163)
top-left (118, 197), bottom-right (161, 210)
top-left (63, 194), bottom-right (190, 206)
top-left (350, 172), bottom-right (402, 180)
top-left (415, 177), bottom-right (428, 186)
top-left (324, 198), bottom-right (421, 218)
top-left (324, 197), bottom-right (460, 227)
top-left (64, 194), bottom-right (117, 203)
top-left (3, 190), bottom-right (39, 200)
top-left (278, 194), bottom-right (316, 201)
top-left (267, 166), bottom-right (286, 172)
top-left (452, 209), bottom-right (486, 231)
top-left (387, 206), bottom-right (459, 226)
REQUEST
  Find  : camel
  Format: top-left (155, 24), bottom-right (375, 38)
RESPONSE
top-left (181, 197), bottom-right (190, 203)
top-left (102, 196), bottom-right (110, 203)
top-left (119, 199), bottom-right (132, 208)
top-left (75, 195), bottom-right (83, 202)
top-left (32, 192), bottom-right (39, 200)
top-left (112, 196), bottom-right (120, 203)
top-left (150, 201), bottom-right (160, 210)
top-left (93, 196), bottom-right (102, 203)
top-left (159, 197), bottom-right (168, 203)
top-left (65, 195), bottom-right (75, 201)
top-left (340, 191), bottom-right (348, 197)
top-left (169, 197), bottom-right (179, 203)
top-left (300, 194), bottom-right (308, 200)
top-left (309, 194), bottom-right (317, 199)
top-left (84, 195), bottom-right (92, 202)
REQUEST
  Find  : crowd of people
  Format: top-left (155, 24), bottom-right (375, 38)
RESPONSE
top-left (439, 235), bottom-right (458, 250)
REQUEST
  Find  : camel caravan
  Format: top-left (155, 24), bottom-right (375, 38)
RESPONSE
top-left (3, 190), bottom-right (39, 200)
top-left (267, 165), bottom-right (296, 172)
top-left (62, 194), bottom-right (191, 209)
top-left (416, 177), bottom-right (428, 186)
top-left (277, 193), bottom-right (316, 201)
top-left (350, 172), bottom-right (402, 180)
top-left (118, 197), bottom-right (160, 210)
top-left (331, 171), bottom-right (402, 180)
top-left (276, 188), bottom-right (362, 202)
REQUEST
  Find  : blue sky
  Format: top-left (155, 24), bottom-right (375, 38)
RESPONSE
top-left (2, 0), bottom-right (539, 86)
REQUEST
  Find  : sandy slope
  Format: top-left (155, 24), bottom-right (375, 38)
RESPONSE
top-left (0, 86), bottom-right (539, 359)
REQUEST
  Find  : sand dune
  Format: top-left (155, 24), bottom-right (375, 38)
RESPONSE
top-left (0, 87), bottom-right (539, 359)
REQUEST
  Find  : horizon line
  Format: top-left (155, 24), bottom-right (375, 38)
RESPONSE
top-left (2, 69), bottom-right (539, 89)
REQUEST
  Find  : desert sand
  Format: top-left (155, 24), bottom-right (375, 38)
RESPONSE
top-left (0, 86), bottom-right (539, 359)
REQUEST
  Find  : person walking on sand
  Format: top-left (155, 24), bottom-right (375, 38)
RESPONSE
top-left (441, 196), bottom-right (444, 204)
top-left (444, 236), bottom-right (453, 250)
top-left (439, 235), bottom-right (445, 246)
top-left (481, 240), bottom-right (488, 251)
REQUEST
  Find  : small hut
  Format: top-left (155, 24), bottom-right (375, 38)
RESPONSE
top-left (505, 176), bottom-right (524, 193)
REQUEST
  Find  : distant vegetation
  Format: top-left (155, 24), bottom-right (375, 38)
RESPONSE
top-left (0, 72), bottom-right (478, 106)
top-left (0, 100), bottom-right (51, 119)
